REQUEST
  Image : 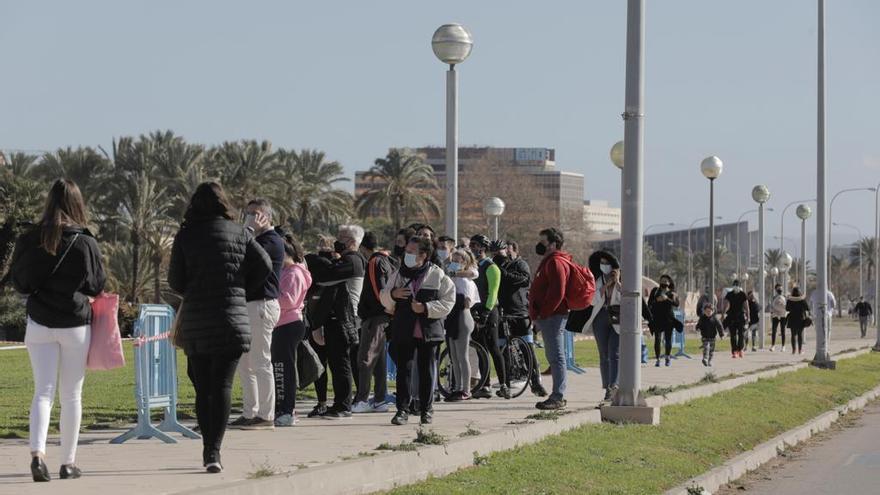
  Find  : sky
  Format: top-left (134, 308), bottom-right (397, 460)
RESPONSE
top-left (2, 1), bottom-right (879, 260)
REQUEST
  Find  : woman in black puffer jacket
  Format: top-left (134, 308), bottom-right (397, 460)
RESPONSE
top-left (167, 182), bottom-right (271, 474)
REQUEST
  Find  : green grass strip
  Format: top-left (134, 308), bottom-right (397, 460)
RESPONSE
top-left (385, 352), bottom-right (880, 495)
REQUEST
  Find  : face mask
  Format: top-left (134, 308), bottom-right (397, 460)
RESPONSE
top-left (732, 287), bottom-right (741, 293)
top-left (436, 249), bottom-right (449, 261)
top-left (776, 289), bottom-right (783, 295)
top-left (245, 213), bottom-right (257, 230)
top-left (334, 240), bottom-right (347, 254)
top-left (535, 242), bottom-right (547, 256)
top-left (600, 263), bottom-right (611, 275)
top-left (404, 253), bottom-right (419, 268)
top-left (447, 262), bottom-right (462, 273)
top-left (660, 284), bottom-right (669, 289)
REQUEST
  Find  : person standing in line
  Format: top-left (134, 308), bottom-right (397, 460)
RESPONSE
top-left (270, 229), bottom-right (312, 426)
top-left (443, 248), bottom-right (480, 401)
top-left (468, 234), bottom-right (510, 399)
top-left (381, 236), bottom-right (455, 425)
top-left (303, 236), bottom-right (337, 418)
top-left (436, 235), bottom-right (455, 267)
top-left (696, 303), bottom-right (724, 366)
top-left (230, 199), bottom-right (284, 430)
top-left (393, 227), bottom-right (415, 262)
top-left (770, 283), bottom-right (788, 352)
top-left (529, 228), bottom-right (575, 411)
top-left (310, 225), bottom-right (367, 419)
top-left (854, 296), bottom-right (873, 338)
top-left (747, 291), bottom-right (761, 352)
top-left (786, 287), bottom-right (811, 355)
top-left (583, 251), bottom-right (623, 398)
top-left (723, 280), bottom-right (750, 358)
top-left (647, 274), bottom-right (680, 368)
top-left (11, 179), bottom-right (106, 482)
top-left (167, 182), bottom-right (271, 473)
top-left (351, 232), bottom-right (397, 413)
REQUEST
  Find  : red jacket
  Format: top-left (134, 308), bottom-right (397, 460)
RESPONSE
top-left (529, 250), bottom-right (572, 321)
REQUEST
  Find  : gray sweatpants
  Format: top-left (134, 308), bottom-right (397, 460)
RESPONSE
top-left (448, 309), bottom-right (475, 393)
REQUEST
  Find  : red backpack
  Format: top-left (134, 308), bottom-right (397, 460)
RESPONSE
top-left (561, 258), bottom-right (596, 311)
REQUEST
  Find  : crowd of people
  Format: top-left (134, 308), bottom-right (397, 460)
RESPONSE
top-left (8, 178), bottom-right (855, 480)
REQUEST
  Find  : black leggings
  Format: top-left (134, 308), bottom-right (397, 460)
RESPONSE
top-left (771, 317), bottom-right (787, 347)
top-left (790, 326), bottom-right (805, 352)
top-left (187, 352), bottom-right (241, 466)
top-left (478, 308), bottom-right (508, 387)
top-left (271, 321), bottom-right (306, 416)
top-left (654, 325), bottom-right (673, 359)
top-left (394, 338), bottom-right (439, 413)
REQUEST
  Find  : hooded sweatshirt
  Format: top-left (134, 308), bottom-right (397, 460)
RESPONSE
top-left (277, 262), bottom-right (312, 327)
top-left (529, 250), bottom-right (572, 321)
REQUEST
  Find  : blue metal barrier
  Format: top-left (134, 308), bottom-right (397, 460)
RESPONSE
top-left (111, 304), bottom-right (199, 444)
top-left (671, 308), bottom-right (692, 359)
top-left (565, 331), bottom-right (586, 374)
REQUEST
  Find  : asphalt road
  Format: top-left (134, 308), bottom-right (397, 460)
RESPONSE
top-left (725, 402), bottom-right (880, 495)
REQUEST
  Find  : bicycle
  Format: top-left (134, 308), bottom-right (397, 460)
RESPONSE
top-left (497, 314), bottom-right (535, 398)
top-left (437, 338), bottom-right (491, 399)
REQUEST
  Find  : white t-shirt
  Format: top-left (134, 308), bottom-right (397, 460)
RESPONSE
top-left (453, 277), bottom-right (480, 307)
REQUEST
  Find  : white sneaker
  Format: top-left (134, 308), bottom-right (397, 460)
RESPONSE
top-left (351, 401), bottom-right (373, 414)
top-left (769, 346), bottom-right (775, 352)
top-left (781, 345), bottom-right (786, 352)
top-left (371, 400), bottom-right (389, 413)
top-left (274, 413), bottom-right (297, 427)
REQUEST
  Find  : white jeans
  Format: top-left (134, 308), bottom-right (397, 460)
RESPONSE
top-left (25, 319), bottom-right (90, 465)
top-left (239, 299), bottom-right (280, 420)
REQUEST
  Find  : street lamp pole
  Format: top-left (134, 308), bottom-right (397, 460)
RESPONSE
top-left (432, 24), bottom-right (473, 241)
top-left (753, 185), bottom-right (771, 349)
top-left (833, 222), bottom-right (864, 296)
top-left (701, 157), bottom-right (724, 309)
top-left (643, 222), bottom-right (674, 278)
top-left (687, 216), bottom-right (722, 293)
top-left (874, 184), bottom-right (880, 351)
top-left (483, 197), bottom-right (505, 240)
top-left (780, 199), bottom-right (815, 290)
top-left (813, 0), bottom-right (832, 368)
top-left (796, 204), bottom-right (812, 289)
top-left (612, 0), bottom-right (646, 411)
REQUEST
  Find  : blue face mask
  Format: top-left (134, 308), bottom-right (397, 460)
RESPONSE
top-left (404, 253), bottom-right (419, 268)
top-left (447, 262), bottom-right (462, 273)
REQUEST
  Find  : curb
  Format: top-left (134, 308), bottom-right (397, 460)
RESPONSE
top-left (664, 351), bottom-right (880, 495)
top-left (179, 408), bottom-right (602, 495)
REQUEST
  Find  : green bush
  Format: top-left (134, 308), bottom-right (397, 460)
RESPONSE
top-left (0, 289), bottom-right (26, 341)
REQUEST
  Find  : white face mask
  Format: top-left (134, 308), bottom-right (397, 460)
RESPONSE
top-left (404, 253), bottom-right (419, 268)
top-left (447, 262), bottom-right (462, 273)
top-left (436, 249), bottom-right (449, 261)
top-left (732, 286), bottom-right (741, 293)
top-left (600, 263), bottom-right (612, 275)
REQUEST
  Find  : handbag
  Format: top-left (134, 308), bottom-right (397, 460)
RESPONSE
top-left (803, 310), bottom-right (814, 328)
top-left (87, 292), bottom-right (125, 370)
top-left (296, 339), bottom-right (325, 390)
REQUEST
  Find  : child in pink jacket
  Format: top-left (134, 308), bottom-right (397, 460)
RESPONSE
top-left (271, 229), bottom-right (312, 426)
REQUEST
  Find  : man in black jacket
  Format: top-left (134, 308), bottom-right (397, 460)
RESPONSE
top-left (311, 224), bottom-right (367, 419)
top-left (232, 199), bottom-right (284, 430)
top-left (351, 232), bottom-right (397, 413)
top-left (490, 240), bottom-right (547, 397)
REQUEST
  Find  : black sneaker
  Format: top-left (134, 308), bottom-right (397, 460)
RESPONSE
top-left (445, 391), bottom-right (464, 402)
top-left (496, 386), bottom-right (512, 399)
top-left (59, 464), bottom-right (82, 480)
top-left (240, 417), bottom-right (275, 430)
top-left (307, 404), bottom-right (328, 418)
top-left (206, 462), bottom-right (223, 474)
top-left (31, 457), bottom-right (50, 482)
top-left (321, 407), bottom-right (352, 420)
top-left (391, 410), bottom-right (409, 425)
top-left (420, 411), bottom-right (433, 424)
top-left (472, 387), bottom-right (492, 399)
top-left (228, 415), bottom-right (250, 428)
top-left (530, 382), bottom-right (548, 397)
top-left (536, 398), bottom-right (567, 410)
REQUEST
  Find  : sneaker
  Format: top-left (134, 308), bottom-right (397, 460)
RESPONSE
top-left (391, 410), bottom-right (409, 425)
top-left (780, 345), bottom-right (786, 352)
top-left (798, 349), bottom-right (804, 355)
top-left (351, 401), bottom-right (373, 414)
top-left (769, 346), bottom-right (775, 352)
top-left (206, 462), bottom-right (222, 474)
top-left (707, 359), bottom-right (713, 367)
top-left (701, 358), bottom-right (708, 366)
top-left (370, 400), bottom-right (390, 413)
top-left (472, 387), bottom-right (492, 399)
top-left (530, 382), bottom-right (548, 397)
top-left (321, 408), bottom-right (352, 420)
top-left (445, 391), bottom-right (464, 402)
top-left (655, 359), bottom-right (661, 367)
top-left (420, 411), bottom-right (433, 424)
top-left (240, 417), bottom-right (274, 430)
top-left (731, 353), bottom-right (738, 359)
top-left (228, 415), bottom-right (250, 428)
top-left (738, 351), bottom-right (744, 358)
top-left (460, 392), bottom-right (471, 401)
top-left (274, 413), bottom-right (297, 427)
top-left (307, 403), bottom-right (327, 418)
top-left (665, 357), bottom-right (671, 367)
top-left (752, 347), bottom-right (757, 352)
top-left (536, 398), bottom-right (567, 410)
top-left (496, 386), bottom-right (512, 399)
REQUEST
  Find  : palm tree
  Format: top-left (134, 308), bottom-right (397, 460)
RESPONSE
top-left (354, 149), bottom-right (439, 231)
top-left (35, 147), bottom-right (111, 204)
top-left (284, 149), bottom-right (352, 236)
top-left (0, 160), bottom-right (45, 282)
top-left (6, 152), bottom-right (41, 178)
top-left (203, 140), bottom-right (277, 211)
top-left (145, 130), bottom-right (206, 222)
top-left (850, 237), bottom-right (876, 282)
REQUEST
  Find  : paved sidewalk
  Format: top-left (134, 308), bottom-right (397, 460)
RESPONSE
top-left (0, 321), bottom-right (870, 495)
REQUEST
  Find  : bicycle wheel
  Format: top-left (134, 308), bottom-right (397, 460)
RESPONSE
top-left (505, 337), bottom-right (533, 398)
top-left (469, 340), bottom-right (491, 394)
top-left (437, 344), bottom-right (455, 399)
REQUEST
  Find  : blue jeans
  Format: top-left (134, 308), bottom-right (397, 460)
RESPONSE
top-left (536, 314), bottom-right (567, 401)
top-left (593, 308), bottom-right (619, 389)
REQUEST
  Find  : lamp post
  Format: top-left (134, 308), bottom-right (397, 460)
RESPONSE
top-left (701, 156), bottom-right (723, 308)
top-left (874, 184), bottom-right (880, 351)
top-left (643, 222), bottom-right (674, 277)
top-left (780, 199), bottom-right (816, 291)
top-left (833, 222), bottom-right (864, 297)
top-left (736, 206), bottom-right (774, 286)
top-left (778, 251), bottom-right (793, 302)
top-left (483, 197), bottom-right (505, 240)
top-left (753, 184), bottom-right (770, 348)
top-left (796, 204), bottom-right (812, 289)
top-left (687, 215), bottom-right (723, 293)
top-left (610, 0), bottom-right (647, 413)
top-left (769, 266), bottom-right (779, 288)
top-left (432, 24), bottom-right (473, 241)
top-left (828, 187), bottom-right (875, 280)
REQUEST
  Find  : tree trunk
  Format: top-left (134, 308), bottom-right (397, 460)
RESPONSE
top-left (152, 253), bottom-right (162, 304)
top-left (131, 232), bottom-right (141, 303)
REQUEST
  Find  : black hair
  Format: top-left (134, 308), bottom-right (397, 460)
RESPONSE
top-left (539, 227), bottom-right (564, 249)
top-left (274, 226), bottom-right (304, 263)
top-left (361, 231), bottom-right (378, 250)
top-left (408, 235), bottom-right (434, 258)
top-left (185, 182), bottom-right (236, 223)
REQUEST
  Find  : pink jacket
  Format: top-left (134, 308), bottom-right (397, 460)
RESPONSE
top-left (276, 262), bottom-right (312, 327)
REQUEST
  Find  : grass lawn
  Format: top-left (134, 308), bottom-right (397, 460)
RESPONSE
top-left (386, 352), bottom-right (880, 495)
top-left (0, 343), bottom-right (316, 439)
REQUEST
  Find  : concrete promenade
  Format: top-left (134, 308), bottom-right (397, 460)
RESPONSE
top-left (0, 321), bottom-right (870, 495)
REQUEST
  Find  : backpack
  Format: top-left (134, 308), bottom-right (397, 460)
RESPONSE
top-left (304, 283), bottom-right (337, 331)
top-left (561, 258), bottom-right (596, 311)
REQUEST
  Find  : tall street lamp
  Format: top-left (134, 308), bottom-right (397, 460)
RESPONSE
top-left (483, 197), bottom-right (505, 240)
top-left (432, 24), bottom-right (473, 241)
top-left (780, 198), bottom-right (816, 291)
top-left (753, 184), bottom-right (771, 349)
top-left (643, 222), bottom-right (674, 277)
top-left (796, 204), bottom-right (813, 288)
top-left (736, 206), bottom-right (774, 285)
top-left (701, 156), bottom-right (723, 307)
top-left (828, 187), bottom-right (875, 276)
top-left (874, 183), bottom-right (880, 351)
top-left (687, 215), bottom-right (723, 292)
top-left (778, 252), bottom-right (793, 298)
top-left (833, 222), bottom-right (864, 297)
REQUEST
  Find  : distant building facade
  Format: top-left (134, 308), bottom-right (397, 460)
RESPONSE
top-left (583, 199), bottom-right (621, 236)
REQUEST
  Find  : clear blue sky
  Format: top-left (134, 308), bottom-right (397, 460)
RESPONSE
top-left (2, 1), bottom-right (878, 256)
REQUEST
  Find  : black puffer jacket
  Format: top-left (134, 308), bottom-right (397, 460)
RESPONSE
top-left (494, 255), bottom-right (530, 318)
top-left (168, 216), bottom-right (271, 356)
top-left (11, 225), bottom-right (106, 328)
